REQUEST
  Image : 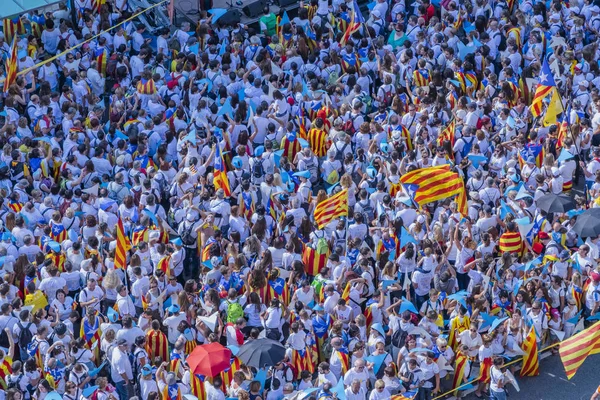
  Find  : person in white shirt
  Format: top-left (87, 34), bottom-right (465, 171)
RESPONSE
top-left (345, 379), bottom-right (367, 400)
top-left (343, 359), bottom-right (370, 393)
top-left (368, 379), bottom-right (391, 400)
top-left (263, 299), bottom-right (284, 341)
top-left (86, 61), bottom-right (105, 97)
top-left (110, 339), bottom-right (134, 399)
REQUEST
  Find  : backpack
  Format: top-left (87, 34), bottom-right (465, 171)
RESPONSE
top-left (0, 319), bottom-right (10, 349)
top-left (106, 53), bottom-right (119, 79)
top-left (343, 113), bottom-right (358, 135)
top-left (334, 142), bottom-right (349, 162)
top-left (155, 172), bottom-right (170, 201)
top-left (6, 374), bottom-right (22, 390)
top-left (168, 34), bottom-right (181, 53)
top-left (359, 200), bottom-right (374, 221)
top-left (303, 157), bottom-right (318, 182)
top-left (495, 32), bottom-right (507, 52)
top-left (130, 347), bottom-right (144, 379)
top-left (17, 322), bottom-right (33, 357)
top-left (460, 137), bottom-right (474, 158)
top-left (327, 66), bottom-right (340, 85)
top-left (252, 158), bottom-right (265, 179)
top-left (316, 235), bottom-right (329, 255)
top-left (180, 222), bottom-right (196, 247)
top-left (382, 85), bottom-right (394, 107)
top-left (226, 300), bottom-right (244, 324)
top-left (391, 324), bottom-right (409, 348)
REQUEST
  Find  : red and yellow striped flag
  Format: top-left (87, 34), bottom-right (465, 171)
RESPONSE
top-left (146, 329), bottom-right (169, 362)
top-left (498, 232), bottom-right (523, 254)
top-left (559, 321), bottom-right (600, 379)
top-left (3, 36), bottom-right (18, 93)
top-left (399, 165), bottom-right (465, 207)
top-left (521, 327), bottom-right (539, 376)
top-left (114, 218), bottom-right (130, 269)
top-left (314, 189), bottom-right (348, 229)
top-left (156, 255), bottom-right (171, 275)
top-left (341, 281), bottom-right (351, 302)
top-left (436, 119), bottom-right (456, 148)
top-left (302, 246), bottom-right (329, 276)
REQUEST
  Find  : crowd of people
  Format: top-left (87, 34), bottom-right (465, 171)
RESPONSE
top-left (0, 0), bottom-right (599, 399)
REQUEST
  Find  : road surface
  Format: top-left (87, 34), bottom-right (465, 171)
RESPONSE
top-left (460, 352), bottom-right (600, 399)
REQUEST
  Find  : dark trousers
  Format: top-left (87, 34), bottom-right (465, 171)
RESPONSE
top-left (456, 272), bottom-right (470, 291)
top-left (182, 246), bottom-right (199, 283)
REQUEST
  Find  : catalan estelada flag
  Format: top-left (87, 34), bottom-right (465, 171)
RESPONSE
top-left (398, 124), bottom-right (413, 151)
top-left (3, 18), bottom-right (25, 45)
top-left (213, 145), bottom-right (231, 197)
top-left (340, 0), bottom-right (364, 46)
top-left (335, 348), bottom-right (350, 374)
top-left (266, 194), bottom-right (278, 221)
top-left (131, 226), bottom-right (148, 247)
top-left (572, 285), bottom-right (583, 310)
top-left (518, 143), bottom-right (545, 168)
top-left (400, 164), bottom-right (464, 208)
top-left (302, 246), bottom-right (329, 276)
top-left (391, 391), bottom-right (418, 400)
top-left (3, 36), bottom-right (17, 93)
top-left (267, 277), bottom-right (290, 307)
top-left (46, 252), bottom-right (65, 272)
top-left (413, 69), bottom-right (430, 87)
top-left (162, 384), bottom-right (183, 400)
top-left (115, 217), bottom-right (130, 269)
top-left (30, 15), bottom-right (45, 38)
top-left (220, 357), bottom-right (241, 393)
top-left (340, 52), bottom-right (361, 73)
top-left (95, 47), bottom-right (108, 76)
top-left (201, 239), bottom-right (215, 263)
top-left (80, 315), bottom-right (101, 365)
top-left (556, 117), bottom-right (569, 149)
top-left (292, 348), bottom-right (314, 378)
top-left (50, 222), bottom-right (67, 242)
top-left (559, 321), bottom-right (600, 379)
top-left (146, 329), bottom-right (169, 363)
top-left (498, 231), bottom-right (524, 254)
top-left (531, 59), bottom-right (556, 118)
top-left (436, 119), bottom-right (456, 147)
top-left (191, 374), bottom-right (206, 400)
top-left (137, 78), bottom-right (157, 95)
top-left (521, 326), bottom-right (539, 376)
top-left (239, 192), bottom-right (255, 220)
top-left (314, 189), bottom-right (349, 229)
top-left (452, 351), bottom-right (469, 395)
top-left (297, 109), bottom-right (308, 139)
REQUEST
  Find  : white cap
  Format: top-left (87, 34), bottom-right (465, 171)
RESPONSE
top-left (580, 80), bottom-right (589, 88)
top-left (552, 167), bottom-right (560, 176)
top-left (372, 9), bottom-right (381, 18)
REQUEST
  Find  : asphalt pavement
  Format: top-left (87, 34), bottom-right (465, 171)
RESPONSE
top-left (457, 352), bottom-right (600, 400)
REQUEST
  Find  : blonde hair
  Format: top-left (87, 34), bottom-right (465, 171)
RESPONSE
top-left (355, 314), bottom-right (366, 327)
top-left (103, 269), bottom-right (120, 290)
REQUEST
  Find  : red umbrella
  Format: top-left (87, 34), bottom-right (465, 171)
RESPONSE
top-left (186, 342), bottom-right (232, 377)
